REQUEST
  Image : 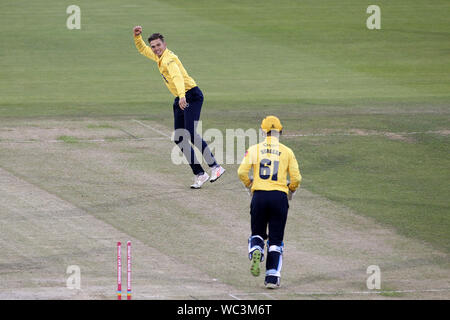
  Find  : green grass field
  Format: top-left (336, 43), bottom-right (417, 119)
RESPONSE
top-left (0, 0), bottom-right (449, 300)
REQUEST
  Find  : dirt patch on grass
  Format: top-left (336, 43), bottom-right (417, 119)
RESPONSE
top-left (382, 132), bottom-right (416, 143)
top-left (436, 130), bottom-right (450, 136)
top-left (284, 128), bottom-right (421, 143)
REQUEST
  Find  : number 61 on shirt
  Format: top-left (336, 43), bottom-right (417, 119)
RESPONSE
top-left (259, 159), bottom-right (279, 181)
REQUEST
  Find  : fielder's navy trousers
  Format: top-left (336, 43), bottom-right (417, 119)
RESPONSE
top-left (250, 190), bottom-right (289, 247)
top-left (173, 86), bottom-right (217, 175)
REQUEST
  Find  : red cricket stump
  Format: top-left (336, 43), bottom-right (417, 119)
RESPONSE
top-left (117, 242), bottom-right (122, 300)
top-left (127, 241), bottom-right (132, 300)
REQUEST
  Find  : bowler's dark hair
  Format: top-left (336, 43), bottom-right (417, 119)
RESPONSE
top-left (148, 33), bottom-right (164, 43)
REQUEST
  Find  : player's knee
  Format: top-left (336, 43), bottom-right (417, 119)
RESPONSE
top-left (190, 133), bottom-right (204, 146)
top-left (174, 137), bottom-right (183, 145)
top-left (173, 128), bottom-right (191, 145)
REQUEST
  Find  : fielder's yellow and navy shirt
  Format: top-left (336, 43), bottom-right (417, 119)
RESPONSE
top-left (134, 35), bottom-right (197, 98)
top-left (238, 136), bottom-right (301, 195)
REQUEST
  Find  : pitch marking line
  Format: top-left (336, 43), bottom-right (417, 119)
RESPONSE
top-left (283, 130), bottom-right (446, 138)
top-left (0, 137), bottom-right (167, 144)
top-left (132, 119), bottom-right (172, 139)
top-left (230, 288), bottom-right (450, 297)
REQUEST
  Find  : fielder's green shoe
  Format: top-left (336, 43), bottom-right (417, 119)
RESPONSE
top-left (250, 250), bottom-right (261, 277)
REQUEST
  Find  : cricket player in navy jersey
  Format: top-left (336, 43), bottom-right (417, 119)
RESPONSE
top-left (238, 116), bottom-right (301, 288)
top-left (133, 26), bottom-right (225, 188)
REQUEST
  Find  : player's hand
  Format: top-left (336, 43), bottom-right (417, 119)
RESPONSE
top-left (288, 189), bottom-right (296, 201)
top-left (133, 26), bottom-right (142, 36)
top-left (179, 97), bottom-right (188, 110)
top-left (245, 180), bottom-right (253, 197)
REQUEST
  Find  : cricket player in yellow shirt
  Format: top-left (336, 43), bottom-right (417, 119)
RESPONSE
top-left (133, 26), bottom-right (225, 189)
top-left (238, 116), bottom-right (301, 288)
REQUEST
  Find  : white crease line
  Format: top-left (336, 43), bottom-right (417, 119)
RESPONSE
top-left (261, 293), bottom-right (276, 300)
top-left (228, 293), bottom-right (241, 300)
top-left (283, 131), bottom-right (446, 138)
top-left (130, 288), bottom-right (450, 299)
top-left (230, 288), bottom-right (450, 297)
top-left (0, 137), bottom-right (168, 144)
top-left (342, 288), bottom-right (450, 295)
top-left (132, 119), bottom-right (172, 139)
top-left (5, 128), bottom-right (438, 144)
